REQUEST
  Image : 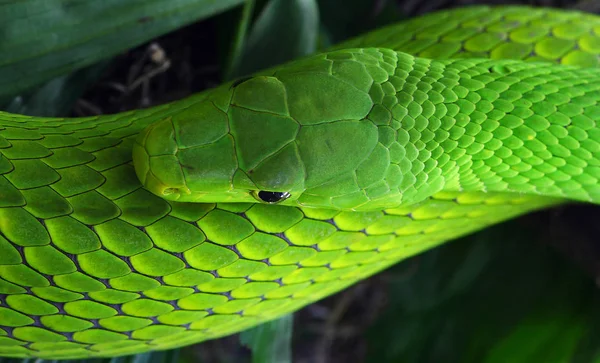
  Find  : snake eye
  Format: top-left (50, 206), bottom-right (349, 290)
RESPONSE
top-left (253, 191), bottom-right (291, 204)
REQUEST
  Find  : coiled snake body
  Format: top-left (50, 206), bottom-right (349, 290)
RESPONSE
top-left (0, 5), bottom-right (599, 358)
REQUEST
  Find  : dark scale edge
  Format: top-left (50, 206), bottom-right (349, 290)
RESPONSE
top-left (275, 232), bottom-right (294, 246)
top-left (28, 315), bottom-right (43, 328)
top-left (220, 291), bottom-right (234, 300)
top-left (105, 303), bottom-right (125, 315)
top-left (117, 255), bottom-right (136, 271)
top-left (53, 301), bottom-right (67, 314)
top-left (260, 258), bottom-right (273, 266)
top-left (221, 243), bottom-right (245, 258)
top-left (62, 331), bottom-right (76, 342)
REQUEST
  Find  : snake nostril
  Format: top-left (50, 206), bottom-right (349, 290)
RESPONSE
top-left (163, 188), bottom-right (177, 196)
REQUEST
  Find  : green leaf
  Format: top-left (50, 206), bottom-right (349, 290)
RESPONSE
top-left (223, 0), bottom-right (256, 81)
top-left (366, 221), bottom-right (600, 363)
top-left (4, 61), bottom-right (110, 117)
top-left (240, 314), bottom-right (293, 363)
top-left (0, 0), bottom-right (246, 100)
top-left (318, 0), bottom-right (403, 44)
top-left (230, 0), bottom-right (319, 78)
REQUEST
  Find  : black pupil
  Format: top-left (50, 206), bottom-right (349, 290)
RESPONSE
top-left (258, 191), bottom-right (289, 203)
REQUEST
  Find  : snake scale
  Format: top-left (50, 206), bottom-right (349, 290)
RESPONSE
top-left (0, 5), bottom-right (599, 358)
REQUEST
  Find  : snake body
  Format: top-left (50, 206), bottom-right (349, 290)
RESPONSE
top-left (1, 5), bottom-right (599, 358)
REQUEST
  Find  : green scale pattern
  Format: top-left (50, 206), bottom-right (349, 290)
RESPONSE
top-left (138, 48), bottom-right (600, 210)
top-left (0, 5), bottom-right (597, 359)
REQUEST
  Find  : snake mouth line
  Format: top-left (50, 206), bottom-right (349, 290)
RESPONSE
top-left (154, 183), bottom-right (192, 200)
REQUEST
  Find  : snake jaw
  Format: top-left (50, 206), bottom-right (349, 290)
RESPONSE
top-left (137, 164), bottom-right (192, 201)
top-left (132, 119), bottom-right (192, 201)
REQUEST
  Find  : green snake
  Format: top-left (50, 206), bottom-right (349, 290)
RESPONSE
top-left (1, 5), bottom-right (599, 359)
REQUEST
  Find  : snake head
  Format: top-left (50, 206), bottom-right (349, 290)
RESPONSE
top-left (133, 48), bottom-right (422, 210)
top-left (132, 76), bottom-right (307, 205)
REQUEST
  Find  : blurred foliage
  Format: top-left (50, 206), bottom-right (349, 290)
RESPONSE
top-left (229, 0), bottom-right (319, 78)
top-left (240, 314), bottom-right (293, 363)
top-left (0, 0), bottom-right (246, 101)
top-left (319, 0), bottom-right (403, 44)
top-left (1, 0), bottom-right (598, 362)
top-left (3, 61), bottom-right (111, 117)
top-left (367, 220), bottom-right (600, 363)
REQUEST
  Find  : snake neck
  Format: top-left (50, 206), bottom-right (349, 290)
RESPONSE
top-left (391, 53), bottom-right (600, 204)
top-left (0, 92), bottom-right (213, 211)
